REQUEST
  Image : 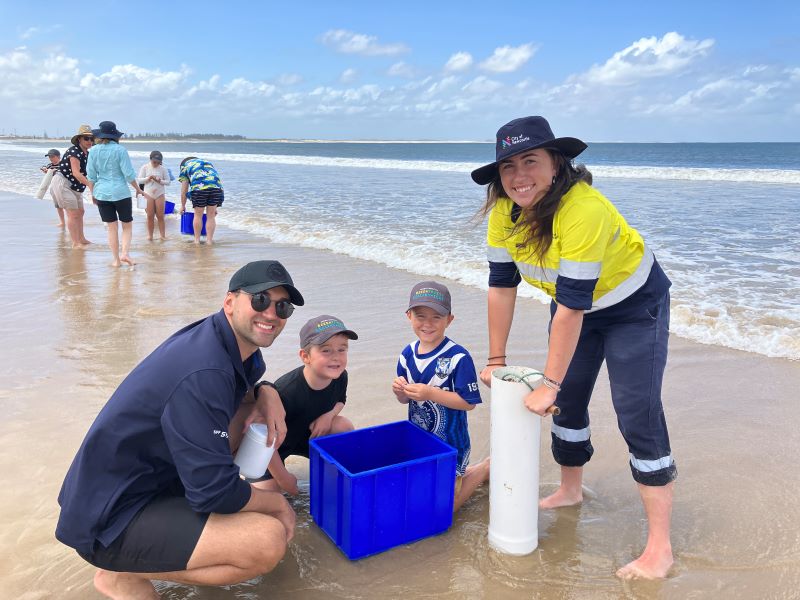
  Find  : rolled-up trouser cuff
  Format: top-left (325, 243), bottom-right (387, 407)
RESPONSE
top-left (551, 434), bottom-right (594, 467)
top-left (630, 462), bottom-right (677, 486)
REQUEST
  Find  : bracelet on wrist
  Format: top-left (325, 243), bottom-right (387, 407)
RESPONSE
top-left (487, 354), bottom-right (507, 361)
top-left (254, 380), bottom-right (278, 397)
top-left (541, 375), bottom-right (562, 392)
top-left (486, 362), bottom-right (506, 367)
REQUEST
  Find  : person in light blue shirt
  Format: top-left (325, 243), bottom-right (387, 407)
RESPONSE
top-left (86, 121), bottom-right (142, 267)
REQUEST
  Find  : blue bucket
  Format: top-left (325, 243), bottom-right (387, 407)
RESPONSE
top-left (180, 212), bottom-right (207, 236)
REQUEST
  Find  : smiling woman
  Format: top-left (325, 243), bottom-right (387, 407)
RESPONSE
top-left (474, 115), bottom-right (677, 580)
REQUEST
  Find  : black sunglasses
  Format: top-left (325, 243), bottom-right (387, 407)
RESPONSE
top-left (239, 290), bottom-right (294, 319)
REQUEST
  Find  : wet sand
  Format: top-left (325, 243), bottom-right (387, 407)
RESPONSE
top-left (2, 190), bottom-right (799, 599)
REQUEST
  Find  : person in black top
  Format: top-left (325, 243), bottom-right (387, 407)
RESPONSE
top-left (50, 124), bottom-right (94, 248)
top-left (254, 315), bottom-right (358, 495)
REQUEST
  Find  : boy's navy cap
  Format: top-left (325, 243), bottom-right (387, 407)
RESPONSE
top-left (228, 260), bottom-right (304, 306)
top-left (45, 149), bottom-right (60, 157)
top-left (407, 281), bottom-right (451, 316)
top-left (300, 315), bottom-right (357, 348)
top-left (471, 115), bottom-right (587, 185)
top-left (150, 150), bottom-right (163, 161)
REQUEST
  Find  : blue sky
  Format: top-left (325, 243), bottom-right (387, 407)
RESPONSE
top-left (1, 0), bottom-right (798, 141)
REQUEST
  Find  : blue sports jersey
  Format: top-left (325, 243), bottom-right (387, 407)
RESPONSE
top-left (397, 337), bottom-right (481, 475)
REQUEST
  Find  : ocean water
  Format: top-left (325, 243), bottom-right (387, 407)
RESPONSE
top-left (1, 140), bottom-right (798, 360)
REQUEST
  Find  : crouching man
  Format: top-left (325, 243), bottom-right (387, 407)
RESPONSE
top-left (56, 260), bottom-right (304, 599)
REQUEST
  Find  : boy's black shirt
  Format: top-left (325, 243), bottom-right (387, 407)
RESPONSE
top-left (274, 366), bottom-right (348, 460)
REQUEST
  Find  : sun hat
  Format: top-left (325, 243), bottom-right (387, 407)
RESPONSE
top-left (70, 124), bottom-right (93, 146)
top-left (407, 281), bottom-right (451, 316)
top-left (228, 260), bottom-right (304, 306)
top-left (92, 121), bottom-right (124, 140)
top-left (471, 116), bottom-right (588, 185)
top-left (299, 315), bottom-right (358, 348)
top-left (45, 149), bottom-right (60, 157)
top-left (150, 150), bottom-right (163, 162)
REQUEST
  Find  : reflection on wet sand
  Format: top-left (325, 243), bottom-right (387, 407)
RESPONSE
top-left (2, 191), bottom-right (800, 599)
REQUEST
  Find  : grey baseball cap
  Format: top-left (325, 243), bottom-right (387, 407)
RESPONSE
top-left (300, 315), bottom-right (358, 348)
top-left (228, 260), bottom-right (304, 305)
top-left (45, 149), bottom-right (60, 157)
top-left (407, 281), bottom-right (451, 316)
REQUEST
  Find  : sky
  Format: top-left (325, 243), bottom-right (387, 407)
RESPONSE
top-left (1, 0), bottom-right (798, 142)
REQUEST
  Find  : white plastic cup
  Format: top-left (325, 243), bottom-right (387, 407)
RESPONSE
top-left (234, 423), bottom-right (276, 480)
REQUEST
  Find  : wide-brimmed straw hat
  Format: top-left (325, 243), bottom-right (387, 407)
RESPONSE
top-left (70, 124), bottom-right (93, 146)
top-left (471, 116), bottom-right (587, 185)
top-left (92, 121), bottom-right (124, 140)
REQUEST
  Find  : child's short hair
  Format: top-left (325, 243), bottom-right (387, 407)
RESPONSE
top-left (407, 281), bottom-right (451, 316)
top-left (299, 315), bottom-right (358, 350)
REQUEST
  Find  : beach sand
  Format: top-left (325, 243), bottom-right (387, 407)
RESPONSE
top-left (2, 190), bottom-right (799, 599)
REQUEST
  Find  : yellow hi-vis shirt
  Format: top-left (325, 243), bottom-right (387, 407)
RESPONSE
top-left (486, 181), bottom-right (654, 312)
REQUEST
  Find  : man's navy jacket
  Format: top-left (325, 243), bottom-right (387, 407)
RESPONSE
top-left (56, 310), bottom-right (264, 555)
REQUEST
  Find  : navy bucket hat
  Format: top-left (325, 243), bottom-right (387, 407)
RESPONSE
top-left (92, 121), bottom-right (124, 140)
top-left (471, 116), bottom-right (587, 185)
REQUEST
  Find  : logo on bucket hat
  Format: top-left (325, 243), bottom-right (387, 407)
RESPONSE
top-left (407, 281), bottom-right (451, 316)
top-left (471, 116), bottom-right (587, 185)
top-left (299, 315), bottom-right (358, 348)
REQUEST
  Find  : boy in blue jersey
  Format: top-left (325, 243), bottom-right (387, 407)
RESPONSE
top-left (392, 281), bottom-right (490, 511)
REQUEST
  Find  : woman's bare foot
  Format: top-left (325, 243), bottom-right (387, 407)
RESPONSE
top-left (80, 239), bottom-right (92, 245)
top-left (56, 222), bottom-right (66, 228)
top-left (539, 485), bottom-right (583, 509)
top-left (147, 236), bottom-right (154, 241)
top-left (72, 242), bottom-right (92, 249)
top-left (94, 569), bottom-right (158, 599)
top-left (111, 259), bottom-right (121, 267)
top-left (120, 255), bottom-right (136, 266)
top-left (616, 547), bottom-right (673, 579)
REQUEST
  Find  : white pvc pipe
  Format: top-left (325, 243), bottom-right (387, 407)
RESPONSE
top-left (35, 169), bottom-right (54, 200)
top-left (488, 366), bottom-right (543, 555)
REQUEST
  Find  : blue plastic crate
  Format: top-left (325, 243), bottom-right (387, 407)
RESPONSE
top-left (309, 420), bottom-right (457, 560)
top-left (180, 212), bottom-right (207, 236)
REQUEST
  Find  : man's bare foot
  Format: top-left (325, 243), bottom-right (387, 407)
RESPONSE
top-left (616, 547), bottom-right (673, 579)
top-left (539, 485), bottom-right (583, 509)
top-left (120, 255), bottom-right (136, 266)
top-left (94, 569), bottom-right (158, 599)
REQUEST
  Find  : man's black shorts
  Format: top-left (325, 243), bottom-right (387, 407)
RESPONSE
top-left (77, 492), bottom-right (209, 573)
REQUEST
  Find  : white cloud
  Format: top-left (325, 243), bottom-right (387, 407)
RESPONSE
top-left (19, 27), bottom-right (39, 40)
top-left (582, 32), bottom-right (714, 86)
top-left (320, 29), bottom-right (408, 56)
top-left (387, 61), bottom-right (415, 78)
top-left (444, 52), bottom-right (473, 72)
top-left (479, 44), bottom-right (536, 73)
top-left (461, 75), bottom-right (503, 95)
top-left (79, 64), bottom-right (191, 98)
top-left (340, 68), bottom-right (358, 84)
